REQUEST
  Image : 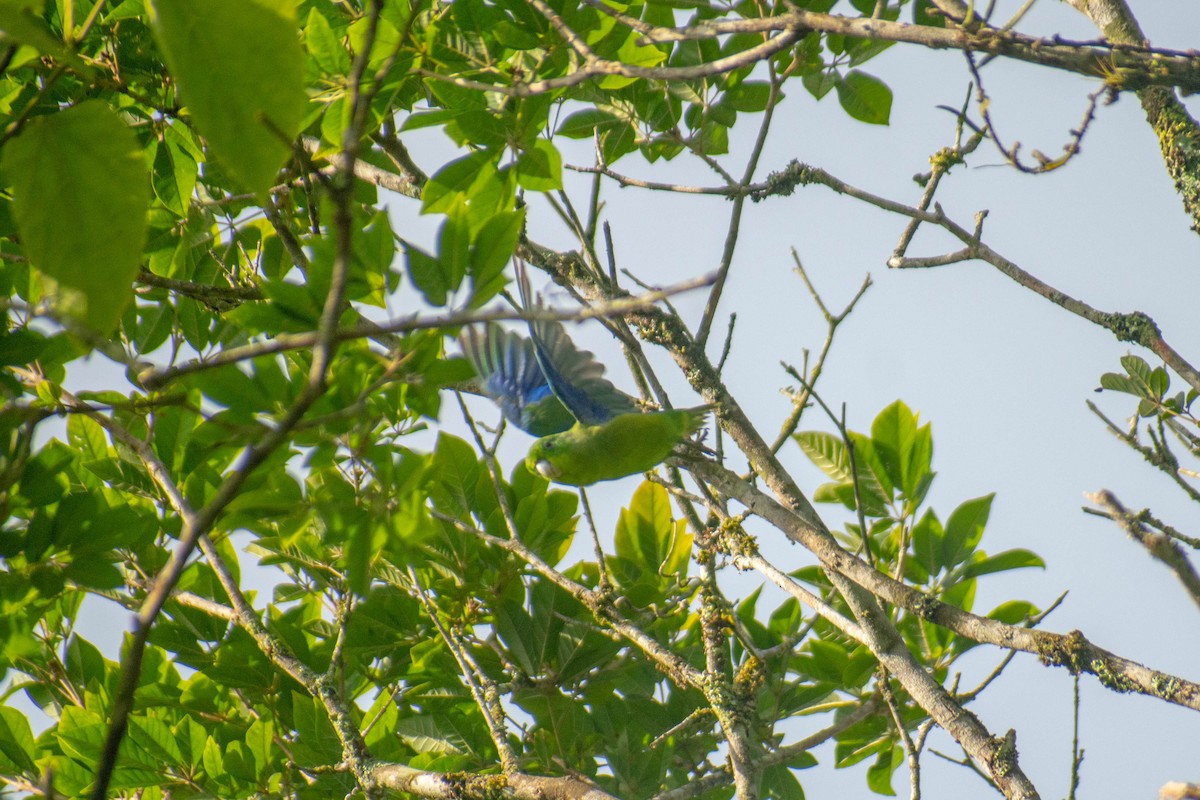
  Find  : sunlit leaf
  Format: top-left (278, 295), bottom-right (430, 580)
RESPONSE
top-left (2, 101), bottom-right (149, 333)
top-left (150, 0), bottom-right (307, 195)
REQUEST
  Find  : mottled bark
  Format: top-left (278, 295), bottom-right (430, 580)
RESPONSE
top-left (1068, 0), bottom-right (1200, 233)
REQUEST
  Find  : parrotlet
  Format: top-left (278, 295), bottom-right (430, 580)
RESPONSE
top-left (459, 268), bottom-right (710, 485)
top-left (524, 405), bottom-right (709, 486)
top-left (459, 320), bottom-right (638, 437)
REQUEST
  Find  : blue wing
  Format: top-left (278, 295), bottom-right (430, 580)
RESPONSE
top-left (516, 264), bottom-right (640, 426)
top-left (460, 323), bottom-right (576, 436)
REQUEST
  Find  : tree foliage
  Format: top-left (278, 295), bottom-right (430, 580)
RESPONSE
top-left (1, 1), bottom-right (1198, 800)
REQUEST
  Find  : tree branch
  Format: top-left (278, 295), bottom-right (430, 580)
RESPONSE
top-left (1085, 490), bottom-right (1200, 611)
top-left (136, 272), bottom-right (717, 390)
top-left (421, 8), bottom-right (1200, 97)
top-left (695, 457), bottom-right (1200, 713)
top-left (1066, 0), bottom-right (1200, 233)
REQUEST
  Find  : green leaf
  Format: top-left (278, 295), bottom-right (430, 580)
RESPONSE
top-left (870, 400), bottom-right (916, 496)
top-left (910, 509), bottom-right (943, 576)
top-left (913, 0), bottom-right (947, 27)
top-left (469, 209), bottom-right (524, 307)
top-left (768, 597), bottom-right (803, 638)
top-left (611, 481), bottom-right (689, 604)
top-left (0, 705), bottom-right (36, 773)
top-left (802, 69), bottom-right (840, 100)
top-left (835, 70), bottom-right (892, 125)
top-left (421, 149), bottom-right (499, 214)
top-left (245, 717), bottom-right (275, 778)
top-left (0, 0), bottom-right (92, 74)
top-left (65, 635), bottom-right (110, 692)
top-left (0, 328), bottom-right (48, 366)
top-left (601, 121), bottom-right (638, 164)
top-left (437, 201), bottom-right (471, 291)
top-left (812, 480), bottom-right (854, 509)
top-left (848, 431), bottom-right (893, 510)
top-left (67, 415), bottom-right (110, 462)
top-left (762, 762), bottom-right (807, 800)
top-left (201, 734), bottom-right (225, 780)
top-left (556, 108), bottom-right (622, 138)
top-left (1120, 354), bottom-right (1152, 385)
top-left (151, 126), bottom-right (200, 216)
top-left (362, 691), bottom-right (402, 758)
top-left (348, 209), bottom-right (397, 306)
top-left (847, 37), bottom-right (895, 67)
top-left (1149, 365), bottom-right (1170, 399)
top-left (804, 639), bottom-right (849, 683)
top-left (516, 138), bottom-right (563, 191)
top-left (494, 597), bottom-right (548, 675)
top-left (661, 513), bottom-right (692, 578)
top-left (866, 744), bottom-right (900, 795)
top-left (614, 481), bottom-right (682, 576)
top-left (56, 705), bottom-right (107, 764)
top-left (941, 575), bottom-right (976, 613)
top-left (1, 101), bottom-right (149, 334)
top-left (941, 494), bottom-right (993, 569)
top-left (291, 693), bottom-right (343, 765)
top-left (1099, 372), bottom-right (1139, 395)
top-left (344, 517), bottom-right (387, 597)
top-left (794, 431), bottom-right (850, 482)
top-left (723, 80), bottom-right (774, 113)
top-left (224, 739), bottom-right (256, 783)
top-left (960, 548), bottom-right (1045, 579)
top-left (904, 425), bottom-right (934, 504)
top-left (150, 0), bottom-right (307, 195)
top-left (428, 433), bottom-right (481, 517)
top-left (128, 715), bottom-right (184, 768)
top-left (405, 243), bottom-right (448, 307)
top-left (609, 27), bottom-right (666, 77)
top-left (988, 600), bottom-right (1039, 624)
top-left (394, 715), bottom-right (471, 755)
top-left (305, 7), bottom-right (350, 75)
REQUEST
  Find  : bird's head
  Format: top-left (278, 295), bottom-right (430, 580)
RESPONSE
top-left (525, 436), bottom-right (562, 481)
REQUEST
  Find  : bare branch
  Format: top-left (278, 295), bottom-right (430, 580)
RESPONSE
top-left (371, 765), bottom-right (620, 800)
top-left (754, 161), bottom-right (1200, 395)
top-left (136, 271), bottom-right (717, 390)
top-left (651, 698), bottom-right (881, 800)
top-left (695, 457), bottom-right (1200, 714)
top-left (419, 8), bottom-right (1200, 98)
top-left (1085, 490), bottom-right (1200, 611)
top-left (409, 565), bottom-right (519, 772)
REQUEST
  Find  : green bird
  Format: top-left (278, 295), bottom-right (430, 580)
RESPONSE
top-left (460, 266), bottom-right (710, 485)
top-left (525, 405), bottom-right (710, 486)
top-left (459, 320), bottom-right (638, 437)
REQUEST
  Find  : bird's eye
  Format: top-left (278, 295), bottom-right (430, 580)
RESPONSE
top-left (543, 441), bottom-right (553, 450)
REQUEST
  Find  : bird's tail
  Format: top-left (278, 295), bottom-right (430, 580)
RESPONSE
top-left (682, 404), bottom-right (715, 436)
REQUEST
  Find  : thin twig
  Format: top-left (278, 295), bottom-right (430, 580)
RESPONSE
top-left (137, 271), bottom-right (718, 390)
top-left (1085, 490), bottom-right (1200, 611)
top-left (408, 565), bottom-right (519, 772)
top-left (769, 259), bottom-right (872, 453)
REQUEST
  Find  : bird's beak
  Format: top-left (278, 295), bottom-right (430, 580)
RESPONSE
top-left (535, 459), bottom-right (559, 480)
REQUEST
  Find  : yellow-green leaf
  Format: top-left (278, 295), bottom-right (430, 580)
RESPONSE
top-left (516, 139), bottom-right (562, 191)
top-left (0, 0), bottom-right (92, 75)
top-left (150, 0), bottom-right (307, 195)
top-left (1, 101), bottom-right (149, 334)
